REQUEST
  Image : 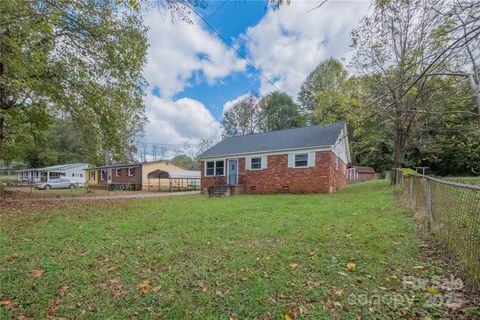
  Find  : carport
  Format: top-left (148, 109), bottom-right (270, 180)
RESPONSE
top-left (146, 170), bottom-right (200, 192)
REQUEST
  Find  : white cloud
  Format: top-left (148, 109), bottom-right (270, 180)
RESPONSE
top-left (244, 0), bottom-right (371, 97)
top-left (222, 93), bottom-right (250, 115)
top-left (144, 8), bottom-right (246, 98)
top-left (140, 6), bottom-right (247, 147)
top-left (144, 93), bottom-right (222, 145)
top-left (140, 2), bottom-right (370, 148)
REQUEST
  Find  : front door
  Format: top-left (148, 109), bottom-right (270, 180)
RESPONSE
top-left (228, 159), bottom-right (238, 185)
top-left (107, 169), bottom-right (112, 184)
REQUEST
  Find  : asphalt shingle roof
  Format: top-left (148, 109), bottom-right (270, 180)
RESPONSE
top-left (199, 121), bottom-right (345, 158)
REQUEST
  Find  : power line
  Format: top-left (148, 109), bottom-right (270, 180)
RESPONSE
top-left (180, 0), bottom-right (281, 92)
top-left (307, 0), bottom-right (328, 13)
top-left (206, 0), bottom-right (228, 18)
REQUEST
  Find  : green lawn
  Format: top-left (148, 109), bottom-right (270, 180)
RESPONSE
top-left (0, 180), bottom-right (475, 319)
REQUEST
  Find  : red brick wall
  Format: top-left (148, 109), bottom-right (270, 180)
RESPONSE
top-left (201, 151), bottom-right (347, 194)
top-left (96, 165), bottom-right (142, 187)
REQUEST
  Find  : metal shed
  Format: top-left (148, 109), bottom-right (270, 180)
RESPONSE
top-left (146, 170), bottom-right (200, 192)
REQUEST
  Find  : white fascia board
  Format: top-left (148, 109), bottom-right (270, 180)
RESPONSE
top-left (199, 145), bottom-right (333, 160)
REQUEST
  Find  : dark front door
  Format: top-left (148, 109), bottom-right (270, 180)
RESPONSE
top-left (228, 159), bottom-right (238, 185)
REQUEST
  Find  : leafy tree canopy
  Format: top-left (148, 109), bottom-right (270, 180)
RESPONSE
top-left (298, 57), bottom-right (348, 115)
top-left (0, 0), bottom-right (148, 165)
top-left (171, 154), bottom-right (199, 171)
top-left (259, 91), bottom-right (305, 132)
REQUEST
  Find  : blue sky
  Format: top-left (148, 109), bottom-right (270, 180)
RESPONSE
top-left (142, 0), bottom-right (370, 145)
top-left (160, 1), bottom-right (267, 120)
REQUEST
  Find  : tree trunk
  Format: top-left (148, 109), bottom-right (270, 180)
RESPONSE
top-left (0, 60), bottom-right (5, 151)
top-left (467, 74), bottom-right (480, 119)
top-left (390, 126), bottom-right (407, 185)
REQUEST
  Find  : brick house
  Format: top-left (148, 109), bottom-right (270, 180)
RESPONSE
top-left (198, 121), bottom-right (351, 194)
top-left (94, 163), bottom-right (143, 190)
top-left (86, 160), bottom-right (200, 191)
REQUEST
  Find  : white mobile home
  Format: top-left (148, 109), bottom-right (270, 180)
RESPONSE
top-left (17, 163), bottom-right (89, 184)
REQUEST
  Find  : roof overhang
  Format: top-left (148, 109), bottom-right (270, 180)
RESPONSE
top-left (198, 145), bottom-right (333, 160)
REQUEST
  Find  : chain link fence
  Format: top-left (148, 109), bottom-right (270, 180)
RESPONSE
top-left (399, 171), bottom-right (480, 284)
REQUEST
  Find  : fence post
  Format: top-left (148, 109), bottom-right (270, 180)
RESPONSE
top-left (409, 175), bottom-right (413, 208)
top-left (427, 178), bottom-right (433, 230)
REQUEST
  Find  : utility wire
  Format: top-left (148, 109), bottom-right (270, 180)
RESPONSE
top-left (206, 0), bottom-right (228, 18)
top-left (307, 0), bottom-right (328, 13)
top-left (181, 0), bottom-right (281, 92)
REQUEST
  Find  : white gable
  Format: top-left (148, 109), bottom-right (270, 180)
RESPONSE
top-left (331, 125), bottom-right (351, 164)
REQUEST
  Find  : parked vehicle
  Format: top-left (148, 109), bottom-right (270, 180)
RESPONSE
top-left (34, 179), bottom-right (79, 190)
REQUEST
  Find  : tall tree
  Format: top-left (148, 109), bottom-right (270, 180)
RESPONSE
top-left (298, 57), bottom-right (349, 119)
top-left (409, 78), bottom-right (480, 175)
top-left (259, 91), bottom-right (305, 131)
top-left (0, 0), bottom-right (148, 164)
top-left (222, 93), bottom-right (261, 136)
top-left (440, 1), bottom-right (480, 117)
top-left (351, 0), bottom-right (450, 184)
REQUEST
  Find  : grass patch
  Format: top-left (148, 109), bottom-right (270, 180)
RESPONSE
top-left (0, 180), bottom-right (474, 319)
top-left (445, 176), bottom-right (480, 185)
top-left (4, 186), bottom-right (151, 198)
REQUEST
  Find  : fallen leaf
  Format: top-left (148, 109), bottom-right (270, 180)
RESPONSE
top-left (346, 262), bottom-right (356, 270)
top-left (334, 288), bottom-right (343, 296)
top-left (151, 285), bottom-right (162, 293)
top-left (138, 287), bottom-right (148, 296)
top-left (284, 314), bottom-right (292, 320)
top-left (289, 305), bottom-right (299, 318)
top-left (108, 266), bottom-right (117, 272)
top-left (48, 298), bottom-right (60, 315)
top-left (199, 282), bottom-right (208, 292)
top-left (0, 299), bottom-right (12, 306)
top-left (137, 280), bottom-right (150, 296)
top-left (31, 269), bottom-right (44, 277)
top-left (289, 263), bottom-right (299, 270)
top-left (426, 287), bottom-right (439, 295)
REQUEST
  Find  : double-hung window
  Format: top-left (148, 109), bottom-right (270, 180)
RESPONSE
top-left (128, 167), bottom-right (135, 176)
top-left (89, 171), bottom-right (95, 181)
top-left (250, 157), bottom-right (262, 169)
top-left (116, 168), bottom-right (122, 177)
top-left (215, 161), bottom-right (224, 175)
top-left (294, 153), bottom-right (308, 167)
top-left (205, 160), bottom-right (225, 176)
top-left (100, 170), bottom-right (106, 180)
top-left (206, 161), bottom-right (215, 176)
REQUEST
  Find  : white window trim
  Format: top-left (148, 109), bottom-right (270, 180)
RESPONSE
top-left (204, 159), bottom-right (225, 177)
top-left (249, 157), bottom-right (263, 170)
top-left (116, 168), bottom-right (121, 177)
top-left (288, 151), bottom-right (316, 168)
top-left (335, 156), bottom-right (339, 171)
top-left (100, 170), bottom-right (106, 180)
top-left (128, 167), bottom-right (134, 177)
top-left (245, 155), bottom-right (268, 170)
top-left (294, 153), bottom-right (309, 168)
